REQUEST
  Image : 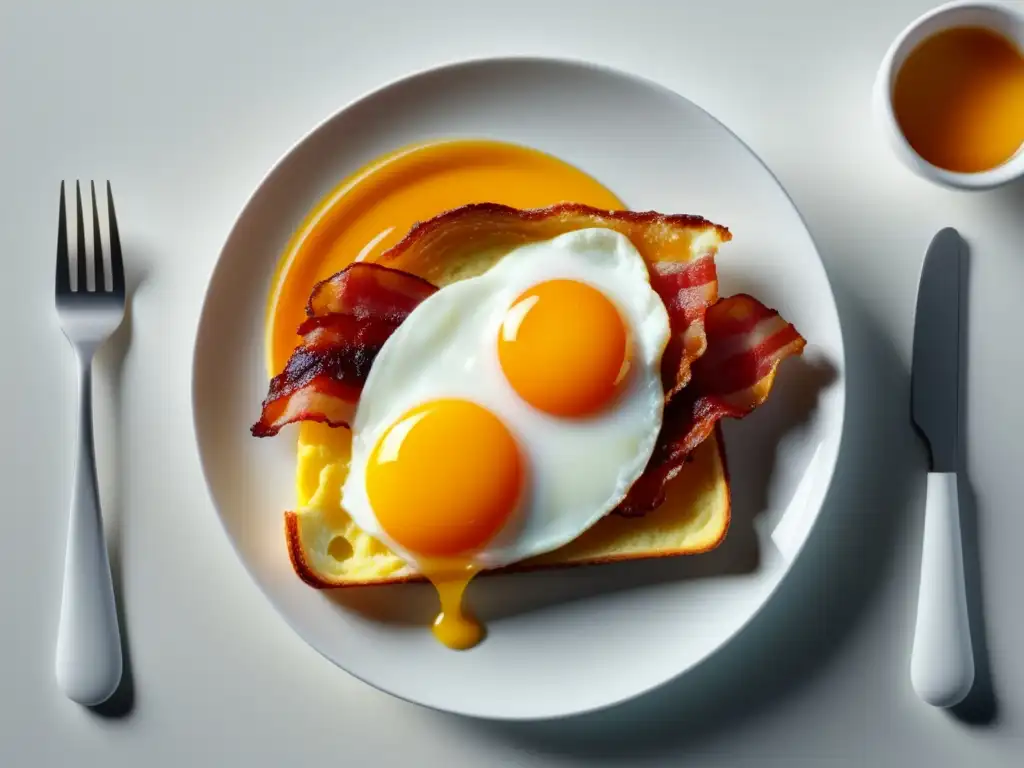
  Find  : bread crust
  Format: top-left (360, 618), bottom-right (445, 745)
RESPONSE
top-left (378, 202), bottom-right (731, 265)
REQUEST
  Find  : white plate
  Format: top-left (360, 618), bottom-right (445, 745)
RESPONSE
top-left (192, 57), bottom-right (845, 720)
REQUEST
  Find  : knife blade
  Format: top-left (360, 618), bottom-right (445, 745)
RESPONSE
top-left (909, 227), bottom-right (973, 709)
top-left (911, 228), bottom-right (962, 472)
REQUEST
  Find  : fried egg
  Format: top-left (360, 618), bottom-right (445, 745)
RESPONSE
top-left (340, 228), bottom-right (670, 647)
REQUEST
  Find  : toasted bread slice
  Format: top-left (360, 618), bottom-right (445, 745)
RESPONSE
top-left (283, 207), bottom-right (732, 587)
top-left (285, 422), bottom-right (729, 587)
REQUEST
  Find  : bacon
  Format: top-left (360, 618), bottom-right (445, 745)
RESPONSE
top-left (649, 255), bottom-right (719, 396)
top-left (255, 204), bottom-right (730, 439)
top-left (616, 294), bottom-right (806, 516)
top-left (251, 264), bottom-right (437, 437)
top-left (377, 203), bottom-right (729, 396)
top-left (306, 262), bottom-right (437, 320)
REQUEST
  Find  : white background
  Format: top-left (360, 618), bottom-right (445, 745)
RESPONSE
top-left (2, 0), bottom-right (1022, 765)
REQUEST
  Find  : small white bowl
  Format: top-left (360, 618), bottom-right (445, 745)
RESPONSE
top-left (873, 0), bottom-right (1024, 190)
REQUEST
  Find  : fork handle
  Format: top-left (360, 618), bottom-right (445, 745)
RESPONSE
top-left (55, 357), bottom-right (122, 706)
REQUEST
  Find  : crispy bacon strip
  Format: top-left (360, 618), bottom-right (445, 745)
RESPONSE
top-left (649, 256), bottom-right (719, 396)
top-left (306, 262), bottom-right (438, 320)
top-left (251, 264), bottom-right (436, 437)
top-left (616, 294), bottom-right (806, 516)
top-left (376, 203), bottom-right (729, 393)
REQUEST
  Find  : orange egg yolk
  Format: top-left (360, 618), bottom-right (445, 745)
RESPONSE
top-left (366, 399), bottom-right (522, 557)
top-left (366, 399), bottom-right (523, 649)
top-left (498, 279), bottom-right (630, 417)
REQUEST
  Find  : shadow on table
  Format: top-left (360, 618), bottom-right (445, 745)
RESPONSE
top-left (437, 271), bottom-right (919, 761)
top-left (949, 175), bottom-right (1024, 726)
top-left (949, 234), bottom-right (998, 727)
top-left (990, 175), bottom-right (1024, 231)
top-left (88, 253), bottom-right (148, 720)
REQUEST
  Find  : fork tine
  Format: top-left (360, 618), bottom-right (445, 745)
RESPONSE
top-left (91, 181), bottom-right (105, 292)
top-left (56, 182), bottom-right (71, 295)
top-left (107, 182), bottom-right (124, 296)
top-left (75, 181), bottom-right (87, 292)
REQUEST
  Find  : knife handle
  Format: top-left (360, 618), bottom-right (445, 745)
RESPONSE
top-left (911, 472), bottom-right (974, 707)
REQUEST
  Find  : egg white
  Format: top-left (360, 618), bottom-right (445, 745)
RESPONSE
top-left (340, 228), bottom-right (670, 571)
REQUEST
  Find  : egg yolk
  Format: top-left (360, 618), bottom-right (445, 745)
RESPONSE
top-left (366, 399), bottom-right (522, 557)
top-left (429, 566), bottom-right (484, 650)
top-left (498, 279), bottom-right (630, 417)
top-left (366, 399), bottom-right (523, 649)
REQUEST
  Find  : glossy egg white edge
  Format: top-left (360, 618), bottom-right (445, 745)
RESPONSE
top-left (335, 228), bottom-right (671, 571)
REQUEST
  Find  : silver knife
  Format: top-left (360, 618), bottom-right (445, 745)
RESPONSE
top-left (909, 228), bottom-right (974, 708)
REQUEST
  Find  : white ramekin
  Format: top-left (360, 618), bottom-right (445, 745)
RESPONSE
top-left (873, 0), bottom-right (1024, 190)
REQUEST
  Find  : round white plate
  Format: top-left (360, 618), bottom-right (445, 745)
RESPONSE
top-left (193, 58), bottom-right (845, 720)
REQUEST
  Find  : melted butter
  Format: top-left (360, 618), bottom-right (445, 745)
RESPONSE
top-left (426, 565), bottom-right (483, 650)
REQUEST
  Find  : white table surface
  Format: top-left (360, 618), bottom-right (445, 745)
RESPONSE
top-left (2, 0), bottom-right (1023, 765)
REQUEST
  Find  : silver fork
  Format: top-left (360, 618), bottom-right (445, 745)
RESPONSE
top-left (54, 181), bottom-right (125, 705)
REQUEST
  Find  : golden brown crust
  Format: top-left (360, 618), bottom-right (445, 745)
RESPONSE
top-left (285, 511), bottom-right (330, 589)
top-left (375, 202), bottom-right (731, 284)
top-left (383, 202), bottom-right (731, 259)
top-left (285, 424), bottom-right (731, 590)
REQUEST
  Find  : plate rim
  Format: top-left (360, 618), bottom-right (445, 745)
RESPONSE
top-left (191, 54), bottom-right (847, 721)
